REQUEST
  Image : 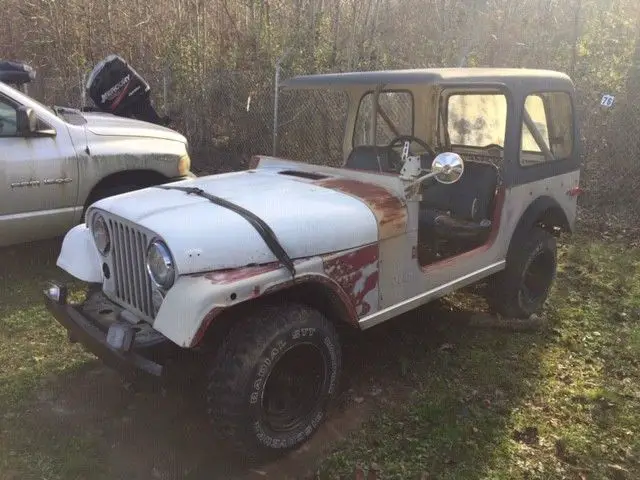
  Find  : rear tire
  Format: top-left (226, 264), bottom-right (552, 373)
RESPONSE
top-left (487, 226), bottom-right (557, 318)
top-left (206, 302), bottom-right (342, 461)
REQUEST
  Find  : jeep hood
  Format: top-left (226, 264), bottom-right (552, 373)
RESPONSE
top-left (90, 169), bottom-right (391, 275)
top-left (82, 112), bottom-right (187, 144)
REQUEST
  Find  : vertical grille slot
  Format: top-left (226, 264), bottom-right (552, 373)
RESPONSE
top-left (137, 231), bottom-right (151, 315)
top-left (109, 220), bottom-right (122, 299)
top-left (105, 216), bottom-right (154, 320)
top-left (120, 224), bottom-right (133, 304)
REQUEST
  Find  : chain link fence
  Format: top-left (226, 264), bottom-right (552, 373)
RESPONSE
top-left (20, 55), bottom-right (640, 234)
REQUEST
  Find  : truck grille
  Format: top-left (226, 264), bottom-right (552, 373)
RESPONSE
top-left (107, 217), bottom-right (155, 320)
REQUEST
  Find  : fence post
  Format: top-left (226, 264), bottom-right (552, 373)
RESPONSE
top-left (273, 49), bottom-right (291, 156)
top-left (163, 65), bottom-right (169, 115)
top-left (570, 0), bottom-right (583, 77)
top-left (81, 71), bottom-right (87, 107)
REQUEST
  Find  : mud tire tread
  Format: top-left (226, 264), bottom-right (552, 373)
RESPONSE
top-left (205, 302), bottom-right (341, 462)
top-left (487, 226), bottom-right (557, 319)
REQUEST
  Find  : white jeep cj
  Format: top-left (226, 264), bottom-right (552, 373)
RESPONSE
top-left (44, 68), bottom-right (581, 458)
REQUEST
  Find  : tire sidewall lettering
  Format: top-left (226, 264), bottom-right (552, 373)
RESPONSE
top-left (247, 324), bottom-right (338, 448)
top-left (250, 340), bottom-right (287, 405)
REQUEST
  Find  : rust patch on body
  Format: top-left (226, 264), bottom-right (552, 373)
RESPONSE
top-left (203, 262), bottom-right (282, 284)
top-left (323, 244), bottom-right (379, 317)
top-left (193, 255), bottom-right (365, 346)
top-left (315, 178), bottom-right (407, 240)
top-left (204, 256), bottom-right (316, 285)
top-left (262, 274), bottom-right (360, 325)
top-left (194, 244), bottom-right (381, 345)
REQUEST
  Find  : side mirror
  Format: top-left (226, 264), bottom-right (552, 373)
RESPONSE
top-left (431, 152), bottom-right (464, 184)
top-left (16, 106), bottom-right (37, 135)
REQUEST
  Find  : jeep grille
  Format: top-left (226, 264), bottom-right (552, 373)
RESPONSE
top-left (105, 217), bottom-right (155, 320)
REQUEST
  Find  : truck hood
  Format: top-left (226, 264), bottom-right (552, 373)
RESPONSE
top-left (90, 168), bottom-right (393, 275)
top-left (82, 112), bottom-right (187, 144)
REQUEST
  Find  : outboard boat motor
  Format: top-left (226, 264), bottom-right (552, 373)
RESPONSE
top-left (0, 60), bottom-right (36, 93)
top-left (85, 54), bottom-right (169, 126)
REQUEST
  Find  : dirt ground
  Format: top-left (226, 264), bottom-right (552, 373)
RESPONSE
top-left (0, 238), bottom-right (464, 479)
top-left (18, 308), bottom-right (456, 480)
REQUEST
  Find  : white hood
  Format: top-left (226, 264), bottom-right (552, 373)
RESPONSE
top-left (83, 112), bottom-right (187, 144)
top-left (91, 168), bottom-right (381, 275)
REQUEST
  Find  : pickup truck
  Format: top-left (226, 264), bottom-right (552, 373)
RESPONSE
top-left (0, 60), bottom-right (193, 247)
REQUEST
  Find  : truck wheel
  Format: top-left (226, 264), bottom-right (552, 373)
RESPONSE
top-left (82, 184), bottom-right (142, 221)
top-left (88, 184), bottom-right (142, 206)
top-left (206, 302), bottom-right (342, 460)
top-left (488, 226), bottom-right (557, 318)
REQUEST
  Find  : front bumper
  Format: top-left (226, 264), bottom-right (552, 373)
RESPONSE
top-left (43, 282), bottom-right (167, 378)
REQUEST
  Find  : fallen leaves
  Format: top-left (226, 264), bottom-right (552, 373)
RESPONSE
top-left (512, 426), bottom-right (540, 445)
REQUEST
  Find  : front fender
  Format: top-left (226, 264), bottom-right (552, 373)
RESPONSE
top-left (56, 224), bottom-right (104, 283)
top-left (152, 256), bottom-right (353, 348)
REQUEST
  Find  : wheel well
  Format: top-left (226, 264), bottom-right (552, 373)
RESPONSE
top-left (513, 196), bottom-right (572, 242)
top-left (534, 206), bottom-right (571, 236)
top-left (85, 170), bottom-right (170, 208)
top-left (505, 197), bottom-right (571, 261)
top-left (196, 280), bottom-right (357, 353)
top-left (268, 281), bottom-right (357, 329)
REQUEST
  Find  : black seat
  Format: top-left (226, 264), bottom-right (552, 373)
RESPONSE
top-left (345, 145), bottom-right (402, 173)
top-left (419, 160), bottom-right (498, 242)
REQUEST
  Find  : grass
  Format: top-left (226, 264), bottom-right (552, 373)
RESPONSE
top-left (0, 239), bottom-right (101, 480)
top-left (317, 237), bottom-right (640, 479)
top-left (0, 234), bottom-right (639, 479)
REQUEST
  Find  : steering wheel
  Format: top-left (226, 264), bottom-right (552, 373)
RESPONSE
top-left (388, 135), bottom-right (436, 156)
top-left (387, 135), bottom-right (437, 171)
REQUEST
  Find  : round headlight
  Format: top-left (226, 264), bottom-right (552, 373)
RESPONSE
top-left (146, 240), bottom-right (175, 289)
top-left (92, 214), bottom-right (110, 255)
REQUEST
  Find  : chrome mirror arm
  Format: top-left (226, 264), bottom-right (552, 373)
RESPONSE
top-left (403, 170), bottom-right (438, 196)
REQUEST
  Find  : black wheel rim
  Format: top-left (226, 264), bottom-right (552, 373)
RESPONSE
top-left (522, 249), bottom-right (555, 303)
top-left (261, 343), bottom-right (327, 433)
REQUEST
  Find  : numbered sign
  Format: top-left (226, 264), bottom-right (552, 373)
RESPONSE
top-left (600, 94), bottom-right (615, 108)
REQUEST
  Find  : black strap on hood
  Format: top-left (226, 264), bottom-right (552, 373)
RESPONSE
top-left (155, 185), bottom-right (296, 278)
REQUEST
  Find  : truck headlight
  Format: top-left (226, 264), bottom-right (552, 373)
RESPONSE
top-left (178, 153), bottom-right (191, 176)
top-left (146, 240), bottom-right (175, 289)
top-left (92, 214), bottom-right (111, 255)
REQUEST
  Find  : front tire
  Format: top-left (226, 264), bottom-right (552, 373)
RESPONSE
top-left (488, 226), bottom-right (557, 318)
top-left (206, 302), bottom-right (342, 460)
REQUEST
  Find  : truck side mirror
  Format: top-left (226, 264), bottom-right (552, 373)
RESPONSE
top-left (16, 106), bottom-right (37, 135)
